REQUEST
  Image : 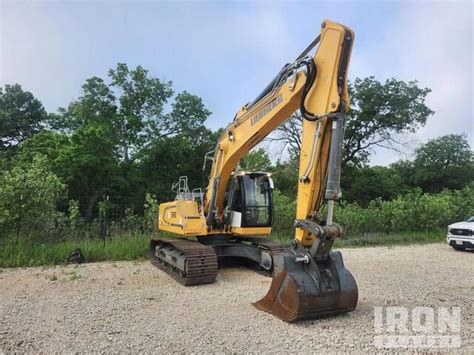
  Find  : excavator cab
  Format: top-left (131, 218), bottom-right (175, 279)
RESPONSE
top-left (224, 172), bottom-right (274, 229)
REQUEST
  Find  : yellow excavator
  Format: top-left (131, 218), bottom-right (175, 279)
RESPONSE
top-left (150, 19), bottom-right (358, 322)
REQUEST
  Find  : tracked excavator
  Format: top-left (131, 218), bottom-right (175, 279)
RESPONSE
top-left (150, 20), bottom-right (358, 322)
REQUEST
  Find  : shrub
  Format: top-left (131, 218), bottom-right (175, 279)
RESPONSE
top-left (272, 189), bottom-right (296, 237)
top-left (331, 184), bottom-right (474, 236)
top-left (0, 155), bottom-right (66, 241)
top-left (271, 184), bottom-right (474, 237)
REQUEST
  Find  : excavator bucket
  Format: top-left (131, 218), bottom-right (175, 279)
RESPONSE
top-left (254, 250), bottom-right (358, 322)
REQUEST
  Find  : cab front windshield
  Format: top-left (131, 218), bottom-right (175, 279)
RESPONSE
top-left (242, 175), bottom-right (272, 227)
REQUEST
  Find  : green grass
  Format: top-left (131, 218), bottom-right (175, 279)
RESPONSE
top-left (0, 229), bottom-right (446, 268)
top-left (336, 230), bottom-right (446, 247)
top-left (271, 229), bottom-right (446, 248)
top-left (0, 233), bottom-right (150, 268)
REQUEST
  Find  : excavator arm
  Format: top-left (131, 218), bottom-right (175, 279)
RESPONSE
top-left (204, 20), bottom-right (354, 249)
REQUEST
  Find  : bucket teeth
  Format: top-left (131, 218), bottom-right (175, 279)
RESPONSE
top-left (254, 251), bottom-right (358, 322)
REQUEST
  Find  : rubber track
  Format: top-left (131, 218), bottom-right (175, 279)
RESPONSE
top-left (150, 238), bottom-right (218, 286)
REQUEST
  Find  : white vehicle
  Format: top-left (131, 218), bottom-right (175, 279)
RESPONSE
top-left (447, 216), bottom-right (474, 251)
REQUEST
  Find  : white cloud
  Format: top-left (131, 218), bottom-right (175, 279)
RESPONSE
top-left (366, 2), bottom-right (473, 165)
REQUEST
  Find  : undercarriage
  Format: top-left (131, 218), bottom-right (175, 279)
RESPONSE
top-left (149, 236), bottom-right (291, 285)
top-left (150, 235), bottom-right (358, 322)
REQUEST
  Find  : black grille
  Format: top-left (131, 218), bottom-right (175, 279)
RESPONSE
top-left (450, 228), bottom-right (473, 236)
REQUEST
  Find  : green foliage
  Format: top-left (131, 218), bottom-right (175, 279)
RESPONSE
top-left (64, 124), bottom-right (120, 217)
top-left (168, 91), bottom-right (212, 140)
top-left (67, 199), bottom-right (84, 232)
top-left (412, 134), bottom-right (474, 192)
top-left (271, 184), bottom-right (473, 240)
top-left (333, 230), bottom-right (446, 248)
top-left (240, 148), bottom-right (272, 171)
top-left (108, 63), bottom-right (174, 159)
top-left (16, 131), bottom-right (71, 169)
top-left (121, 208), bottom-right (143, 232)
top-left (342, 134), bottom-right (473, 203)
top-left (0, 84), bottom-right (48, 150)
top-left (344, 77), bottom-right (433, 166)
top-left (139, 131), bottom-right (218, 201)
top-left (389, 134), bottom-right (474, 194)
top-left (50, 194), bottom-right (158, 242)
top-left (50, 77), bottom-right (117, 133)
top-left (332, 184), bottom-right (474, 236)
top-left (144, 193), bottom-right (158, 233)
top-left (2, 185), bottom-right (468, 267)
top-left (341, 165), bottom-right (410, 206)
top-left (272, 189), bottom-right (296, 236)
top-left (390, 159), bottom-right (416, 186)
top-left (0, 155), bottom-right (66, 240)
top-left (270, 159), bottom-right (298, 199)
top-left (40, 63), bottom-right (213, 215)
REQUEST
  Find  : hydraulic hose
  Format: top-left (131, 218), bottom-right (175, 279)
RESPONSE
top-left (299, 59), bottom-right (320, 121)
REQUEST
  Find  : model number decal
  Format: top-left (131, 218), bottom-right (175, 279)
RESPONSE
top-left (250, 94), bottom-right (283, 126)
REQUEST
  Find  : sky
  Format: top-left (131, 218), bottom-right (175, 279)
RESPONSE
top-left (1, 0), bottom-right (473, 165)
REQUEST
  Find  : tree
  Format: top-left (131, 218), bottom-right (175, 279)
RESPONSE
top-left (16, 123), bottom-right (122, 219)
top-left (270, 158), bottom-right (299, 199)
top-left (273, 77), bottom-right (433, 166)
top-left (17, 131), bottom-right (71, 172)
top-left (45, 63), bottom-right (212, 217)
top-left (341, 165), bottom-right (410, 206)
top-left (412, 134), bottom-right (474, 192)
top-left (0, 84), bottom-right (48, 150)
top-left (108, 63), bottom-right (174, 160)
top-left (270, 112), bottom-right (303, 159)
top-left (272, 189), bottom-right (297, 236)
top-left (49, 77), bottom-right (117, 134)
top-left (166, 91), bottom-right (212, 140)
top-left (139, 129), bottom-right (219, 201)
top-left (55, 64), bottom-right (211, 162)
top-left (63, 124), bottom-right (121, 218)
top-left (390, 159), bottom-right (416, 187)
top-left (0, 155), bottom-right (66, 240)
top-left (240, 148), bottom-right (272, 171)
top-left (344, 77), bottom-right (433, 165)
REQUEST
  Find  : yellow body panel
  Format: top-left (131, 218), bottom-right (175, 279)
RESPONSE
top-left (159, 199), bottom-right (272, 237)
top-left (158, 200), bottom-right (207, 235)
top-left (230, 227), bottom-right (272, 236)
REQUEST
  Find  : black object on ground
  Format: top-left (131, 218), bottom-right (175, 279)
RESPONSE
top-left (68, 248), bottom-right (86, 264)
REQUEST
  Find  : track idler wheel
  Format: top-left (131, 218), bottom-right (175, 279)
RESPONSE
top-left (254, 245), bottom-right (358, 322)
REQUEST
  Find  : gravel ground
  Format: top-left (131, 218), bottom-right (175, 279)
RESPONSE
top-left (0, 243), bottom-right (472, 353)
